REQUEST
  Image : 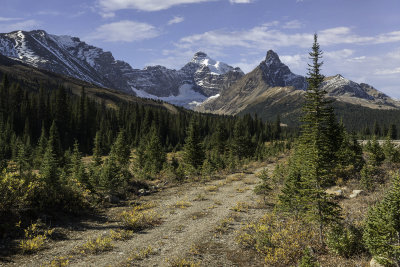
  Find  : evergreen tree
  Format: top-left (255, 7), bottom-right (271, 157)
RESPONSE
top-left (40, 144), bottom-right (59, 189)
top-left (140, 125), bottom-right (166, 175)
top-left (110, 130), bottom-right (130, 167)
top-left (92, 131), bottom-right (102, 166)
top-left (367, 136), bottom-right (385, 166)
top-left (48, 120), bottom-right (62, 162)
top-left (183, 119), bottom-right (204, 169)
top-left (280, 34), bottom-right (341, 244)
top-left (70, 141), bottom-right (87, 184)
top-left (363, 172), bottom-right (400, 266)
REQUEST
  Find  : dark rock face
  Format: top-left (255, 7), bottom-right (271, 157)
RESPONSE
top-left (260, 50), bottom-right (307, 90)
top-left (0, 31), bottom-right (244, 103)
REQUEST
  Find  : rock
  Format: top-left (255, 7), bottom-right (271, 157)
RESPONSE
top-left (350, 189), bottom-right (364, 199)
top-left (105, 194), bottom-right (120, 204)
top-left (138, 188), bottom-right (150, 196)
top-left (325, 186), bottom-right (344, 197)
top-left (370, 258), bottom-right (385, 267)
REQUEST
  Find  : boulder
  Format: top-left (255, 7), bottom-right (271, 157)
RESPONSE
top-left (350, 190), bottom-right (364, 199)
top-left (370, 258), bottom-right (385, 267)
top-left (325, 186), bottom-right (344, 197)
top-left (105, 194), bottom-right (120, 204)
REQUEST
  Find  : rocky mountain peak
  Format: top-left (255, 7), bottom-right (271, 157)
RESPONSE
top-left (259, 50), bottom-right (307, 90)
top-left (265, 50), bottom-right (282, 66)
top-left (192, 51), bottom-right (208, 60)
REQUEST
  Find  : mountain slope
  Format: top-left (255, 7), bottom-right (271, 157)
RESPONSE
top-left (0, 30), bottom-right (243, 107)
top-left (197, 50), bottom-right (400, 118)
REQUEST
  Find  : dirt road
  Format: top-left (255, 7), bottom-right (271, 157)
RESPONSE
top-left (4, 162), bottom-right (276, 267)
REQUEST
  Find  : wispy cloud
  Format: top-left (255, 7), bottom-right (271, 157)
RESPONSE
top-left (168, 16), bottom-right (184, 25)
top-left (229, 0), bottom-right (252, 3)
top-left (0, 19), bottom-right (41, 33)
top-left (0, 17), bottom-right (22, 22)
top-left (282, 20), bottom-right (304, 29)
top-left (86, 20), bottom-right (160, 42)
top-left (97, 0), bottom-right (252, 15)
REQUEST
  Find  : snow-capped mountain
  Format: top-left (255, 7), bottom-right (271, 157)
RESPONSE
top-left (0, 30), bottom-right (243, 107)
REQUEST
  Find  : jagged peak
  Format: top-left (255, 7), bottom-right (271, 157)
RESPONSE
top-left (265, 50), bottom-right (281, 65)
top-left (193, 51), bottom-right (208, 59)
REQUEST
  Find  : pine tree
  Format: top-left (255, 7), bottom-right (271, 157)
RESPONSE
top-left (92, 131), bottom-right (102, 166)
top-left (141, 125), bottom-right (166, 175)
top-left (110, 130), bottom-right (130, 167)
top-left (48, 120), bottom-right (62, 162)
top-left (70, 141), bottom-right (87, 184)
top-left (183, 119), bottom-right (204, 169)
top-left (280, 34), bottom-right (341, 244)
top-left (40, 144), bottom-right (59, 189)
top-left (363, 172), bottom-right (400, 266)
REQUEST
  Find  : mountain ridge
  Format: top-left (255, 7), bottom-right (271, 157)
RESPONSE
top-left (0, 30), bottom-right (243, 106)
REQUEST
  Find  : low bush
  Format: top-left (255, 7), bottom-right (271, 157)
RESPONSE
top-left (120, 206), bottom-right (161, 231)
top-left (236, 213), bottom-right (318, 266)
top-left (19, 222), bottom-right (54, 253)
top-left (79, 236), bottom-right (113, 254)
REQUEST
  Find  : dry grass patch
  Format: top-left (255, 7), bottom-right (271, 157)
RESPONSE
top-left (19, 222), bottom-right (54, 254)
top-left (78, 236), bottom-right (114, 254)
top-left (43, 256), bottom-right (72, 267)
top-left (231, 202), bottom-right (249, 212)
top-left (243, 178), bottom-right (257, 185)
top-left (214, 217), bottom-right (234, 236)
top-left (120, 206), bottom-right (161, 231)
top-left (128, 245), bottom-right (157, 261)
top-left (109, 229), bottom-right (134, 240)
top-left (174, 199), bottom-right (192, 209)
top-left (193, 193), bottom-right (207, 201)
top-left (205, 185), bottom-right (218, 192)
top-left (235, 186), bottom-right (249, 193)
top-left (166, 256), bottom-right (201, 267)
top-left (190, 211), bottom-right (209, 220)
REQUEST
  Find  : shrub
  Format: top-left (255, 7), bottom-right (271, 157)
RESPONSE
top-left (109, 229), bottom-right (134, 240)
top-left (0, 171), bottom-right (37, 214)
top-left (236, 213), bottom-right (318, 266)
top-left (166, 256), bottom-right (200, 267)
top-left (19, 222), bottom-right (54, 253)
top-left (326, 224), bottom-right (364, 258)
top-left (120, 206), bottom-right (160, 231)
top-left (79, 236), bottom-right (113, 254)
top-left (298, 248), bottom-right (319, 267)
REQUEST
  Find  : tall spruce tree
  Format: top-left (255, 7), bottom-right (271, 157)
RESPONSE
top-left (183, 119), bottom-right (204, 169)
top-left (279, 34), bottom-right (341, 244)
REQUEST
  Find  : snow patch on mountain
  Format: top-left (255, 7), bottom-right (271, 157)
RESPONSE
top-left (132, 84), bottom-right (208, 108)
top-left (191, 51), bottom-right (234, 75)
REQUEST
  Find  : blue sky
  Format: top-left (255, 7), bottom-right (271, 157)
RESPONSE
top-left (1, 0), bottom-right (400, 97)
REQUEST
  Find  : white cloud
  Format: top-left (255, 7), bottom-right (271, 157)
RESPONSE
top-left (168, 16), bottom-right (184, 25)
top-left (0, 19), bottom-right (41, 33)
top-left (98, 0), bottom-right (215, 12)
top-left (229, 0), bottom-right (252, 3)
top-left (282, 20), bottom-right (303, 29)
top-left (375, 67), bottom-right (400, 75)
top-left (0, 17), bottom-right (22, 22)
top-left (86, 20), bottom-right (160, 42)
top-left (97, 0), bottom-right (251, 13)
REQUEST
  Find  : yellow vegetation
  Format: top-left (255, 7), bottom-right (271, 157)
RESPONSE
top-left (120, 205), bottom-right (161, 231)
top-left (19, 223), bottom-right (54, 253)
top-left (79, 236), bottom-right (114, 254)
top-left (236, 213), bottom-right (318, 266)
